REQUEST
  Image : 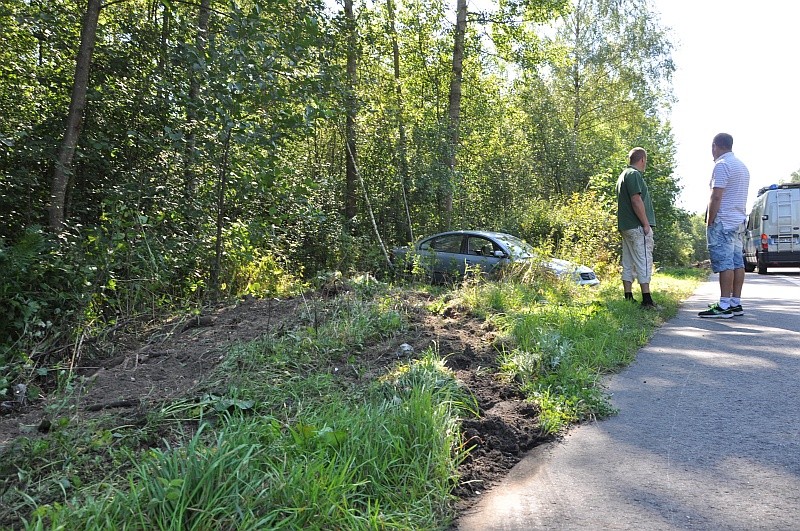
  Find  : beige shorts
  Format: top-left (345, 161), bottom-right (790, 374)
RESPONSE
top-left (620, 227), bottom-right (654, 284)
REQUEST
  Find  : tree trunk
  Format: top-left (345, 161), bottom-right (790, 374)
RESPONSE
top-left (157, 3), bottom-right (170, 75)
top-left (184, 0), bottom-right (211, 199)
top-left (210, 131), bottom-right (231, 297)
top-left (346, 138), bottom-right (393, 268)
top-left (570, 13), bottom-right (582, 195)
top-left (49, 0), bottom-right (101, 230)
top-left (344, 0), bottom-right (358, 222)
top-left (443, 0), bottom-right (467, 231)
top-left (387, 0), bottom-right (413, 243)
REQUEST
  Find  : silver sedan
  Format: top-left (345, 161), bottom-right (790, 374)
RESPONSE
top-left (392, 230), bottom-right (600, 286)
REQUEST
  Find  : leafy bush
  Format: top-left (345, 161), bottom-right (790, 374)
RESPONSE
top-left (0, 227), bottom-right (91, 372)
top-left (509, 193), bottom-right (704, 272)
top-left (504, 198), bottom-right (563, 248)
top-left (220, 221), bottom-right (307, 298)
top-left (553, 191), bottom-right (619, 274)
top-left (684, 212), bottom-right (709, 263)
top-left (501, 193), bottom-right (618, 279)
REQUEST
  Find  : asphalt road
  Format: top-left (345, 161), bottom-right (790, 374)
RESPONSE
top-left (457, 270), bottom-right (800, 530)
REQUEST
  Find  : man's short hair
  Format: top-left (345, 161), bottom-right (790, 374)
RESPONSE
top-left (628, 147), bottom-right (647, 165)
top-left (713, 133), bottom-right (733, 150)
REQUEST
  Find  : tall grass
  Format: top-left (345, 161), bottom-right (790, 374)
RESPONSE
top-left (455, 269), bottom-right (705, 434)
top-left (23, 345), bottom-right (472, 530)
top-left (6, 270), bottom-right (705, 529)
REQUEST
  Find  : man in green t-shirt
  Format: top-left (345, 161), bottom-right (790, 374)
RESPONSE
top-left (616, 147), bottom-right (657, 308)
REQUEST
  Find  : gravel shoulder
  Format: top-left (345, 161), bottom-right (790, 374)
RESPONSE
top-left (457, 272), bottom-right (800, 530)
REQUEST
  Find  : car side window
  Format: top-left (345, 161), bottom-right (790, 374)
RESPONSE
top-left (467, 237), bottom-right (494, 256)
top-left (430, 234), bottom-right (463, 254)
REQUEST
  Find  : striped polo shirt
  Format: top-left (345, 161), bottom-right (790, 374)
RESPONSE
top-left (710, 151), bottom-right (750, 229)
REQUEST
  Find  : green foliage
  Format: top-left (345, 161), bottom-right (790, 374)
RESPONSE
top-left (503, 198), bottom-right (562, 247)
top-left (2, 267), bottom-right (706, 528)
top-left (19, 341), bottom-right (465, 530)
top-left (553, 192), bottom-right (619, 275)
top-left (653, 218), bottom-right (693, 266)
top-left (458, 271), bottom-right (702, 434)
top-left (0, 228), bottom-right (90, 369)
top-left (0, 0), bottom-right (691, 397)
top-left (219, 221), bottom-right (307, 298)
top-left (684, 212), bottom-right (709, 263)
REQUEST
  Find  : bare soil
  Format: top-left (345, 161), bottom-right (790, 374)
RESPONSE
top-left (0, 289), bottom-right (550, 516)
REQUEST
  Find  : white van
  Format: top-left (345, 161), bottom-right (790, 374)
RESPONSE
top-left (743, 183), bottom-right (800, 274)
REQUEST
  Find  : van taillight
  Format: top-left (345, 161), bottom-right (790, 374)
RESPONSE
top-left (761, 234), bottom-right (768, 250)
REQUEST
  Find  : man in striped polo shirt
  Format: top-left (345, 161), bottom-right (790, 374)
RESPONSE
top-left (698, 133), bottom-right (751, 318)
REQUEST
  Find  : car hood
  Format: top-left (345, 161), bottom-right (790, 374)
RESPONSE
top-left (543, 257), bottom-right (593, 274)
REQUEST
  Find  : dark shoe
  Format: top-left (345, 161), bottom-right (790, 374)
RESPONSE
top-left (698, 303), bottom-right (733, 319)
top-left (729, 304), bottom-right (744, 316)
top-left (640, 300), bottom-right (660, 310)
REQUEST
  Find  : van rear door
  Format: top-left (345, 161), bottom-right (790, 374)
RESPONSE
top-left (772, 188), bottom-right (800, 254)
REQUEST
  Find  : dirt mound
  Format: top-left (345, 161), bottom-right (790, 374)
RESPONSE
top-left (0, 290), bottom-right (549, 512)
top-left (455, 370), bottom-right (547, 500)
top-left (370, 296), bottom-right (551, 507)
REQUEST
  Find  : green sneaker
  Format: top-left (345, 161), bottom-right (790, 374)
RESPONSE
top-left (698, 303), bottom-right (733, 319)
top-left (729, 304), bottom-right (744, 316)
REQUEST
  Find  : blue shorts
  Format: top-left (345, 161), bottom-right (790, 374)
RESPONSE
top-left (707, 221), bottom-right (745, 273)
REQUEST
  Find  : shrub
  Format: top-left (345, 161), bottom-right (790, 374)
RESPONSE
top-left (0, 227), bottom-right (91, 381)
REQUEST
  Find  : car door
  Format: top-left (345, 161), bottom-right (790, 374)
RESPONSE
top-left (464, 235), bottom-right (503, 274)
top-left (418, 233), bottom-right (466, 280)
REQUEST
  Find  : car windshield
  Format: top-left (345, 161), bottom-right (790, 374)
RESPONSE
top-left (494, 234), bottom-right (536, 259)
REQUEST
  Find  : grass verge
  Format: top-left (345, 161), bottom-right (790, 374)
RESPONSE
top-left (1, 268), bottom-right (705, 529)
top-left (455, 267), bottom-right (706, 433)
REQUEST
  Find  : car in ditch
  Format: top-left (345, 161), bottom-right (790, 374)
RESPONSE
top-left (391, 230), bottom-right (600, 286)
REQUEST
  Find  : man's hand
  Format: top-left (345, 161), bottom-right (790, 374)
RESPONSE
top-left (631, 193), bottom-right (650, 233)
top-left (707, 187), bottom-right (724, 227)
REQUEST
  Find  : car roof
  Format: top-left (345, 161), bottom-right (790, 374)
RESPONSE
top-left (423, 230), bottom-right (515, 240)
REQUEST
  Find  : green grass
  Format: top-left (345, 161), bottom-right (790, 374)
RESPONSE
top-left (19, 354), bottom-right (468, 530)
top-left (1, 269), bottom-right (705, 529)
top-left (454, 268), bottom-right (706, 433)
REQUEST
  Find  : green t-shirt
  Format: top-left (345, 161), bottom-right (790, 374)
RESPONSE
top-left (616, 166), bottom-right (656, 231)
